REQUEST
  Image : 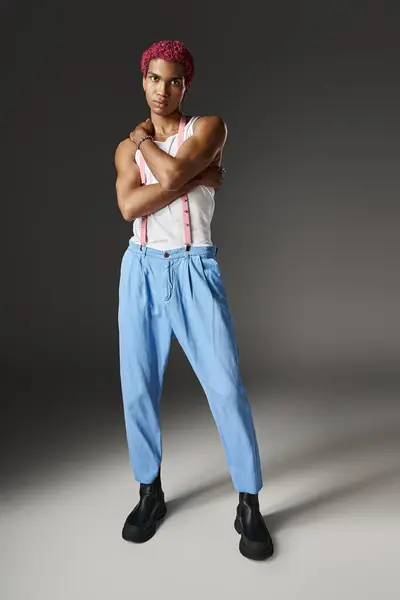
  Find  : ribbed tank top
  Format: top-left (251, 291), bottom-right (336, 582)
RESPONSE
top-left (131, 115), bottom-right (215, 251)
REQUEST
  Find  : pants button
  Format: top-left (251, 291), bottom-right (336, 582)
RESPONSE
top-left (164, 252), bottom-right (169, 258)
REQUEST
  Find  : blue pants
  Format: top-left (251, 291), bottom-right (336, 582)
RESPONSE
top-left (118, 241), bottom-right (263, 493)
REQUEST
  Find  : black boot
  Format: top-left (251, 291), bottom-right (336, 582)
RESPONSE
top-left (234, 492), bottom-right (274, 560)
top-left (122, 470), bottom-right (167, 543)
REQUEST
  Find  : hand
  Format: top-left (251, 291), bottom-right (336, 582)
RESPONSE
top-left (129, 119), bottom-right (155, 146)
top-left (195, 163), bottom-right (226, 190)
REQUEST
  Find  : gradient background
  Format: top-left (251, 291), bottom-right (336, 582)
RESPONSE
top-left (2, 1), bottom-right (400, 598)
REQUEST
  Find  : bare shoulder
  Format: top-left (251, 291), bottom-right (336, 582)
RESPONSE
top-left (115, 137), bottom-right (137, 167)
top-left (193, 115), bottom-right (227, 138)
top-left (115, 137), bottom-right (135, 156)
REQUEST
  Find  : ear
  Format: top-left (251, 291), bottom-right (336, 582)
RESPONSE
top-left (180, 82), bottom-right (187, 103)
top-left (142, 74), bottom-right (146, 92)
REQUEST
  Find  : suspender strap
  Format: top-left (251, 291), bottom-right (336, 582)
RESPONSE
top-left (138, 151), bottom-right (147, 245)
top-left (177, 116), bottom-right (192, 248)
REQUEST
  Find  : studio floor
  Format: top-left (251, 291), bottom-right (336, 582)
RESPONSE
top-left (2, 378), bottom-right (399, 599)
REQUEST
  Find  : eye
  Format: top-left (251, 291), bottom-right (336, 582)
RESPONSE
top-left (171, 79), bottom-right (181, 85)
top-left (150, 75), bottom-right (158, 81)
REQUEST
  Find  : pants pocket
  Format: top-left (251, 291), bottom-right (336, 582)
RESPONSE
top-left (199, 256), bottom-right (227, 303)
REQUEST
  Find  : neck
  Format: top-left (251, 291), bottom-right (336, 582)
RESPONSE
top-left (150, 109), bottom-right (183, 136)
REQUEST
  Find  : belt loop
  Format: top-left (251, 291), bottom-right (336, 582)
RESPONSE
top-left (186, 244), bottom-right (191, 252)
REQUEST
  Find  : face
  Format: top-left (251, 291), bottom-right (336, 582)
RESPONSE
top-left (143, 59), bottom-right (186, 115)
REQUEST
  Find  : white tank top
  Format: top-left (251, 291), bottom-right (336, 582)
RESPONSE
top-left (131, 115), bottom-right (215, 250)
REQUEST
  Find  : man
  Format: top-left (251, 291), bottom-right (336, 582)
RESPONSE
top-left (114, 40), bottom-right (273, 561)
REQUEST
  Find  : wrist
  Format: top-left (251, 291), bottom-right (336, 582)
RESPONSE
top-left (135, 135), bottom-right (153, 151)
top-left (184, 178), bottom-right (200, 194)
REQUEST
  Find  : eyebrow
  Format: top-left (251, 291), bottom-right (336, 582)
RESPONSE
top-left (148, 71), bottom-right (183, 80)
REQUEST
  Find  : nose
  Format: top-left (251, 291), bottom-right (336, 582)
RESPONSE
top-left (157, 80), bottom-right (168, 97)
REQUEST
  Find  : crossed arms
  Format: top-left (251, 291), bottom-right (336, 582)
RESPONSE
top-left (114, 116), bottom-right (227, 221)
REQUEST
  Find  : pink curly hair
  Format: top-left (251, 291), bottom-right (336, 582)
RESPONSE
top-left (141, 40), bottom-right (195, 90)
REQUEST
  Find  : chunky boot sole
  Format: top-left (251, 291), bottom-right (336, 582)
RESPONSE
top-left (234, 517), bottom-right (274, 561)
top-left (122, 501), bottom-right (167, 543)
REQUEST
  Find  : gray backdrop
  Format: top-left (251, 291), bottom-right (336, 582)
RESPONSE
top-left (2, 0), bottom-right (399, 490)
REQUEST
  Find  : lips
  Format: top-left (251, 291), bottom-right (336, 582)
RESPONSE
top-left (153, 100), bottom-right (167, 108)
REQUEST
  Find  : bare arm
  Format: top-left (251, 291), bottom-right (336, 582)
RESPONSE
top-left (114, 139), bottom-right (224, 221)
top-left (137, 116), bottom-right (227, 191)
top-left (115, 139), bottom-right (200, 221)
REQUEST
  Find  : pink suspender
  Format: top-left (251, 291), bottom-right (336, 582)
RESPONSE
top-left (138, 152), bottom-right (148, 245)
top-left (138, 114), bottom-right (192, 250)
top-left (177, 116), bottom-right (192, 248)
